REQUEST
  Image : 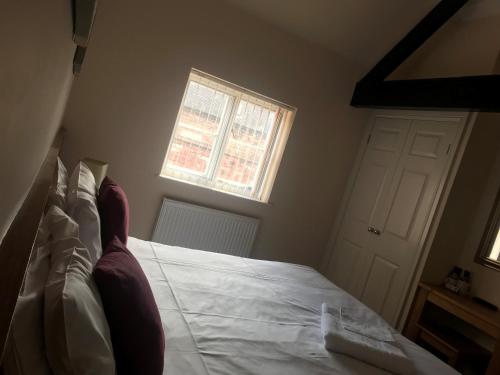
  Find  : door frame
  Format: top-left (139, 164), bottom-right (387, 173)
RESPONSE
top-left (321, 109), bottom-right (476, 330)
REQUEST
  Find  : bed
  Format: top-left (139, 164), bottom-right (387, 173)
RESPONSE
top-left (0, 130), bottom-right (458, 374)
top-left (128, 236), bottom-right (457, 374)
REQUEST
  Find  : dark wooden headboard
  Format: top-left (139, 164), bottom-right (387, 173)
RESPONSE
top-left (0, 129), bottom-right (64, 362)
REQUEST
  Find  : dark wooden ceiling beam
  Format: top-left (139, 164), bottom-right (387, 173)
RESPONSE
top-left (361, 0), bottom-right (468, 83)
top-left (351, 0), bottom-right (500, 112)
top-left (352, 75), bottom-right (500, 112)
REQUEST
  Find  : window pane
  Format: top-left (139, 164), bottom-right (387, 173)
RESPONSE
top-left (214, 99), bottom-right (277, 197)
top-left (161, 70), bottom-right (295, 202)
top-left (487, 229), bottom-right (500, 261)
top-left (163, 81), bottom-right (231, 177)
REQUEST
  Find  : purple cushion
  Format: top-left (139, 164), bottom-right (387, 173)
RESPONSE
top-left (93, 236), bottom-right (165, 375)
top-left (98, 176), bottom-right (129, 249)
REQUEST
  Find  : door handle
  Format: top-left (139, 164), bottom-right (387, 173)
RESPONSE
top-left (368, 226), bottom-right (381, 235)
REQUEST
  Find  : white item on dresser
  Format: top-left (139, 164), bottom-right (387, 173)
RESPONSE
top-left (152, 198), bottom-right (259, 257)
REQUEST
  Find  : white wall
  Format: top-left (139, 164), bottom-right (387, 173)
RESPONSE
top-left (61, 0), bottom-right (369, 268)
top-left (457, 144), bottom-right (500, 307)
top-left (421, 114), bottom-right (500, 286)
top-left (0, 1), bottom-right (75, 242)
top-left (392, 14), bottom-right (500, 79)
top-left (397, 14), bottom-right (500, 305)
top-left (454, 52), bottom-right (500, 306)
top-left (419, 116), bottom-right (500, 349)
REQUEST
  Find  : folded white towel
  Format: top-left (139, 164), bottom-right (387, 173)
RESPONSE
top-left (340, 305), bottom-right (394, 342)
top-left (321, 303), bottom-right (414, 375)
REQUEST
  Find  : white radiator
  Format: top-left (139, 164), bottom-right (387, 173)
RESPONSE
top-left (152, 198), bottom-right (259, 257)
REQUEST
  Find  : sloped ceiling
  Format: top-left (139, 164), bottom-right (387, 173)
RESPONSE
top-left (221, 0), bottom-right (500, 70)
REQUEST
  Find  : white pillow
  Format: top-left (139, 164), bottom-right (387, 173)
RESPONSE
top-left (42, 205), bottom-right (80, 241)
top-left (68, 161), bottom-right (97, 197)
top-left (67, 193), bottom-right (102, 265)
top-left (3, 206), bottom-right (76, 375)
top-left (47, 157), bottom-right (68, 209)
top-left (4, 246), bottom-right (51, 375)
top-left (44, 238), bottom-right (115, 375)
top-left (67, 162), bottom-right (102, 264)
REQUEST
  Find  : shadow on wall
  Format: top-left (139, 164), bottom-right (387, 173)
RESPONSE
top-left (0, 1), bottom-right (75, 242)
top-left (61, 0), bottom-right (370, 268)
top-left (421, 114), bottom-right (500, 304)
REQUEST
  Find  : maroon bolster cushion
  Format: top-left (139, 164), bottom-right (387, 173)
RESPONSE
top-left (98, 176), bottom-right (129, 249)
top-left (93, 236), bottom-right (165, 375)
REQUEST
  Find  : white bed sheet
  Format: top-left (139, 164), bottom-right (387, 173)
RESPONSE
top-left (128, 237), bottom-right (457, 375)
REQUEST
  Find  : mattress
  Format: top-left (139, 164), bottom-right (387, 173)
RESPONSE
top-left (128, 236), bottom-right (457, 375)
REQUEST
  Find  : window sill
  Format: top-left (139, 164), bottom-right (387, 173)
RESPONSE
top-left (157, 174), bottom-right (273, 207)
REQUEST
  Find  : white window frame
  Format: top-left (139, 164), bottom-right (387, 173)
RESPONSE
top-left (160, 69), bottom-right (296, 203)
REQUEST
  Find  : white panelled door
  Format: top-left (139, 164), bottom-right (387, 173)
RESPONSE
top-left (327, 112), bottom-right (464, 326)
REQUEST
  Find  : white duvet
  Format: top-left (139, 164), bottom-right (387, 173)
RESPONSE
top-left (128, 237), bottom-right (457, 375)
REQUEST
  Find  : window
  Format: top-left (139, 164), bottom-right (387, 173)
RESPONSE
top-left (476, 187), bottom-right (500, 271)
top-left (160, 70), bottom-right (295, 202)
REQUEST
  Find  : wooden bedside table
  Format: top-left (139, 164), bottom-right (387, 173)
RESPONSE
top-left (404, 282), bottom-right (500, 374)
